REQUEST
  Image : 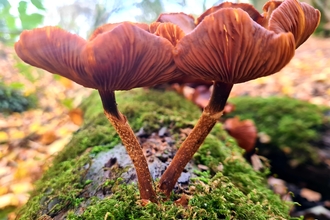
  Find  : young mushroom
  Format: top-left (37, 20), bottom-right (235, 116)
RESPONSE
top-left (158, 0), bottom-right (320, 197)
top-left (15, 22), bottom-right (180, 202)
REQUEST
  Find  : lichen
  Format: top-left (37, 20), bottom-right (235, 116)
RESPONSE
top-left (18, 89), bottom-right (298, 220)
top-left (226, 96), bottom-right (329, 164)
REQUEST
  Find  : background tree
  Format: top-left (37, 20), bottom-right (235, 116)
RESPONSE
top-left (0, 0), bottom-right (45, 44)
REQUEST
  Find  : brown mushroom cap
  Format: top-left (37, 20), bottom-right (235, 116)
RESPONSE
top-left (174, 8), bottom-right (295, 84)
top-left (197, 0), bottom-right (320, 49)
top-left (156, 12), bottom-right (195, 34)
top-left (15, 27), bottom-right (90, 87)
top-left (89, 22), bottom-right (149, 40)
top-left (266, 0), bottom-right (320, 48)
top-left (15, 22), bottom-right (177, 91)
top-left (225, 117), bottom-right (257, 153)
top-left (150, 22), bottom-right (185, 46)
top-left (197, 2), bottom-right (263, 25)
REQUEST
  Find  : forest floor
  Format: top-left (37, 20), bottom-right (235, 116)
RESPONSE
top-left (0, 36), bottom-right (329, 219)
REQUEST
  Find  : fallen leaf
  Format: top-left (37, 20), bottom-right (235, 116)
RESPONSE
top-left (68, 108), bottom-right (84, 126)
top-left (174, 194), bottom-right (189, 207)
top-left (0, 193), bottom-right (28, 209)
top-left (301, 188), bottom-right (321, 202)
top-left (138, 199), bottom-right (151, 207)
top-left (59, 76), bottom-right (73, 89)
top-left (8, 129), bottom-right (25, 140)
top-left (47, 136), bottom-right (72, 155)
top-left (197, 164), bottom-right (209, 171)
top-left (38, 131), bottom-right (57, 145)
top-left (0, 131), bottom-right (9, 143)
top-left (0, 186), bottom-right (9, 196)
top-left (182, 86), bottom-right (194, 101)
top-left (10, 182), bottom-right (33, 194)
top-left (250, 154), bottom-right (263, 171)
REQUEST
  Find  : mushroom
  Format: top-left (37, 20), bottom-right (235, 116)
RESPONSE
top-left (224, 117), bottom-right (262, 171)
top-left (150, 12), bottom-right (213, 86)
top-left (158, 0), bottom-right (320, 197)
top-left (224, 117), bottom-right (257, 154)
top-left (15, 22), bottom-right (180, 202)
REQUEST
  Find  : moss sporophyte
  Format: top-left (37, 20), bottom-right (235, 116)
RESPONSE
top-left (15, 0), bottom-right (319, 206)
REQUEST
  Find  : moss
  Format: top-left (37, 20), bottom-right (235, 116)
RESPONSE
top-left (17, 150), bottom-right (91, 219)
top-left (63, 170), bottom-right (295, 220)
top-left (18, 89), bottom-right (298, 219)
top-left (64, 172), bottom-right (295, 220)
top-left (0, 82), bottom-right (36, 114)
top-left (0, 206), bottom-right (16, 219)
top-left (117, 89), bottom-right (200, 132)
top-left (193, 123), bottom-right (242, 174)
top-left (226, 96), bottom-right (328, 164)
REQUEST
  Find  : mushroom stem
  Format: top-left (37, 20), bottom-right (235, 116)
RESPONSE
top-left (207, 81), bottom-right (233, 114)
top-left (98, 90), bottom-right (157, 202)
top-left (98, 90), bottom-right (122, 120)
top-left (158, 81), bottom-right (233, 197)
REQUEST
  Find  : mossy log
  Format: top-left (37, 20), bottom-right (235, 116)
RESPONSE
top-left (17, 89), bottom-right (296, 220)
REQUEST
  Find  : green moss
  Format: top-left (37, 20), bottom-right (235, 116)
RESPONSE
top-left (194, 123), bottom-right (242, 174)
top-left (117, 89), bottom-right (200, 132)
top-left (0, 82), bottom-right (36, 114)
top-left (226, 96), bottom-right (328, 164)
top-left (64, 170), bottom-right (296, 220)
top-left (0, 206), bottom-right (16, 220)
top-left (17, 150), bottom-right (91, 219)
top-left (18, 89), bottom-right (297, 219)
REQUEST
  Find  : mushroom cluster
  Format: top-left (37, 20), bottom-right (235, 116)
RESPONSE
top-left (15, 0), bottom-right (320, 203)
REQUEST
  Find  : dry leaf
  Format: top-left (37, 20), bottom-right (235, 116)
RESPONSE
top-left (182, 86), bottom-right (195, 101)
top-left (174, 194), bottom-right (189, 207)
top-left (0, 193), bottom-right (28, 209)
top-left (59, 76), bottom-right (73, 89)
top-left (10, 182), bottom-right (33, 194)
top-left (300, 188), bottom-right (321, 202)
top-left (38, 131), bottom-right (57, 145)
top-left (0, 131), bottom-right (8, 143)
top-left (68, 108), bottom-right (84, 126)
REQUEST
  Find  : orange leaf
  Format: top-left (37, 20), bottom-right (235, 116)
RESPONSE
top-left (39, 131), bottom-right (57, 145)
top-left (59, 76), bottom-right (73, 89)
top-left (68, 108), bottom-right (84, 126)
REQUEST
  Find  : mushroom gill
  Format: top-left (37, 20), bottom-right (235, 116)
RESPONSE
top-left (174, 8), bottom-right (296, 84)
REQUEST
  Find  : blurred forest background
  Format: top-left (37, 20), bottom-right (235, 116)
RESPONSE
top-left (0, 0), bottom-right (330, 219)
top-left (0, 0), bottom-right (329, 43)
